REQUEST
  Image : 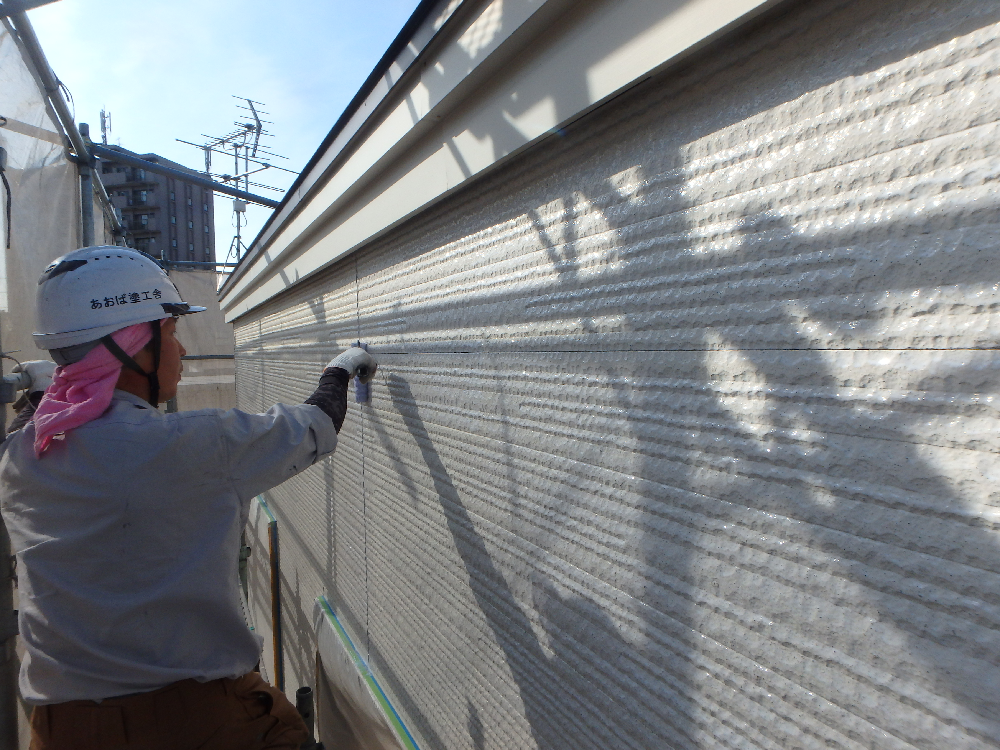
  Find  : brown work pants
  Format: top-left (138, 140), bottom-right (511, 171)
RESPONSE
top-left (29, 672), bottom-right (309, 750)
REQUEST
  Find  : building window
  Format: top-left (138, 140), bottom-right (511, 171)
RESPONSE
top-left (203, 225), bottom-right (209, 233)
top-left (187, 198), bottom-right (193, 207)
top-left (188, 221), bottom-right (193, 229)
top-left (171, 216), bottom-right (176, 224)
top-left (171, 239), bottom-right (177, 248)
top-left (139, 214), bottom-right (148, 227)
top-left (116, 191), bottom-right (126, 197)
top-left (102, 165), bottom-right (113, 174)
top-left (116, 167), bottom-right (126, 173)
top-left (203, 203), bottom-right (209, 212)
top-left (170, 191), bottom-right (175, 201)
top-left (188, 243), bottom-right (194, 252)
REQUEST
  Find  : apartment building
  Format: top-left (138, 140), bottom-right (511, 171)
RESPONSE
top-left (100, 147), bottom-right (215, 263)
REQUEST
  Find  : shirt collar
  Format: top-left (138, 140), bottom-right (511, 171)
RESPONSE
top-left (111, 389), bottom-right (157, 411)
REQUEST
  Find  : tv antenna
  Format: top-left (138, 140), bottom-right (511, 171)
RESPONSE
top-left (178, 96), bottom-right (296, 265)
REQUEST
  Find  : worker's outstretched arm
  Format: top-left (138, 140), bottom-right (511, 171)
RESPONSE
top-left (304, 347), bottom-right (378, 433)
top-left (221, 347), bottom-right (378, 500)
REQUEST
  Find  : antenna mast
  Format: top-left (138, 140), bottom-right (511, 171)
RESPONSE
top-left (99, 109), bottom-right (111, 145)
top-left (178, 96), bottom-right (294, 267)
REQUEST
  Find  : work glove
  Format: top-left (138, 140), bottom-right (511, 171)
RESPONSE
top-left (326, 346), bottom-right (378, 384)
top-left (12, 360), bottom-right (56, 394)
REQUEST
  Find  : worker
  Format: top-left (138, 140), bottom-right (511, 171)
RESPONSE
top-left (0, 246), bottom-right (377, 750)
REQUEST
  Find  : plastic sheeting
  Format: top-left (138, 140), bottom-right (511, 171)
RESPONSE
top-left (236, 0), bottom-right (1000, 748)
top-left (0, 18), bottom-right (110, 372)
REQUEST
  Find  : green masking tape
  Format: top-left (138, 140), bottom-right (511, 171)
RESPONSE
top-left (317, 596), bottom-right (420, 750)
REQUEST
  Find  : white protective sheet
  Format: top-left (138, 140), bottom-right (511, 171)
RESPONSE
top-left (0, 18), bottom-right (111, 393)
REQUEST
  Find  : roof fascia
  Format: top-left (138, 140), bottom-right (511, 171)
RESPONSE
top-left (220, 0), bottom-right (470, 297)
top-left (220, 0), bottom-right (789, 320)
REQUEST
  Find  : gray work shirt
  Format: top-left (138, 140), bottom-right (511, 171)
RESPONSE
top-left (0, 390), bottom-right (337, 704)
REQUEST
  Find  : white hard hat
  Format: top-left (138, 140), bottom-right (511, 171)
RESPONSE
top-left (33, 246), bottom-right (206, 352)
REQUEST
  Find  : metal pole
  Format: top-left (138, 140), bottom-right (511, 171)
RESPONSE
top-left (89, 144), bottom-right (280, 209)
top-left (0, 0), bottom-right (62, 16)
top-left (0, 329), bottom-right (19, 750)
top-left (78, 124), bottom-right (94, 247)
top-left (79, 164), bottom-right (94, 246)
top-left (295, 686), bottom-right (319, 749)
top-left (0, 529), bottom-right (16, 749)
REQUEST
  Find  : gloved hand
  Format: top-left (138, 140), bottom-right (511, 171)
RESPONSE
top-left (12, 360), bottom-right (56, 394)
top-left (326, 346), bottom-right (378, 384)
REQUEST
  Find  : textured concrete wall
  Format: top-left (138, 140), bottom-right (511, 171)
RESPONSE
top-left (234, 0), bottom-right (1000, 747)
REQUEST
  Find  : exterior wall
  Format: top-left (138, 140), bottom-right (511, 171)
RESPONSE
top-left (168, 269), bottom-right (236, 411)
top-left (234, 0), bottom-right (1000, 747)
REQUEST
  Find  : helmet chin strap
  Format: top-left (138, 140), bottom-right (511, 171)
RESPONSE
top-left (101, 321), bottom-right (162, 406)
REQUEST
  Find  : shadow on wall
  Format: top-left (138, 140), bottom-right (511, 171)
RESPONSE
top-left (350, 0), bottom-right (1000, 747)
top-left (227, 0), bottom-right (1000, 745)
top-left (377, 375), bottom-right (633, 748)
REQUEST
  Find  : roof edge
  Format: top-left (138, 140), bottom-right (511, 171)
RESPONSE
top-left (219, 0), bottom-right (467, 298)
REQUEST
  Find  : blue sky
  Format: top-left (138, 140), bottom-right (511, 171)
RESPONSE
top-left (28, 0), bottom-right (423, 260)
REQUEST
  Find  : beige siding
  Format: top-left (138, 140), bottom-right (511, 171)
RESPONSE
top-left (235, 0), bottom-right (1000, 747)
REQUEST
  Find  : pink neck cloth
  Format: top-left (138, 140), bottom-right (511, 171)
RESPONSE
top-left (32, 320), bottom-right (165, 457)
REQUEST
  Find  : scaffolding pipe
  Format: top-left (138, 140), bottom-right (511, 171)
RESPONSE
top-left (5, 10), bottom-right (125, 243)
top-left (295, 686), bottom-right (319, 749)
top-left (0, 511), bottom-right (15, 750)
top-left (78, 125), bottom-right (94, 246)
top-left (79, 164), bottom-right (93, 246)
top-left (0, 0), bottom-right (61, 17)
top-left (0, 323), bottom-right (17, 749)
top-left (89, 144), bottom-right (281, 209)
top-left (92, 166), bottom-right (122, 239)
